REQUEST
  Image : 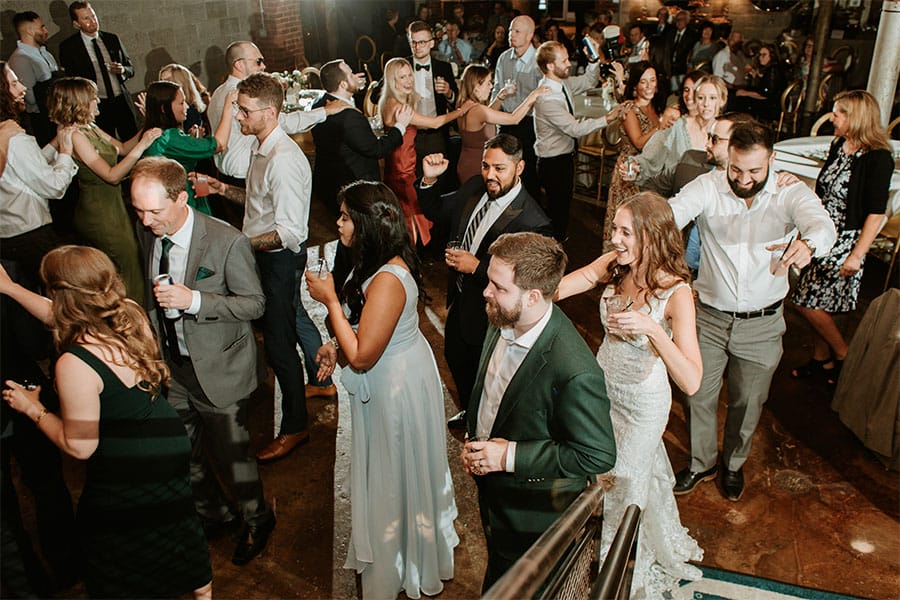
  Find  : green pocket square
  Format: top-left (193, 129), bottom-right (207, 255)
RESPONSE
top-left (196, 267), bottom-right (215, 280)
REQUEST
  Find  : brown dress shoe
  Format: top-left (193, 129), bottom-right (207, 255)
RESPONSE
top-left (305, 383), bottom-right (338, 399)
top-left (256, 431), bottom-right (309, 462)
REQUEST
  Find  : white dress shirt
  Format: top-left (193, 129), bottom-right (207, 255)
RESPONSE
top-left (208, 75), bottom-right (327, 178)
top-left (477, 303), bottom-right (554, 471)
top-left (464, 181), bottom-right (522, 254)
top-left (151, 207), bottom-right (202, 355)
top-left (8, 41), bottom-right (59, 113)
top-left (79, 31), bottom-right (122, 98)
top-left (491, 45), bottom-right (541, 113)
top-left (412, 59), bottom-right (438, 118)
top-left (243, 126), bottom-right (311, 253)
top-left (533, 64), bottom-right (607, 158)
top-left (0, 134), bottom-right (77, 238)
top-left (669, 170), bottom-right (837, 312)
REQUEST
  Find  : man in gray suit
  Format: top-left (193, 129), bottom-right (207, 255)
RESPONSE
top-left (130, 157), bottom-right (275, 566)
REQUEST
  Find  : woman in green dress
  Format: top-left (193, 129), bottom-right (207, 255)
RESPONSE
top-left (141, 80), bottom-right (235, 215)
top-left (46, 77), bottom-right (161, 302)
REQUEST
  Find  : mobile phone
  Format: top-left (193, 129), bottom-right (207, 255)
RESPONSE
top-left (582, 37), bottom-right (600, 62)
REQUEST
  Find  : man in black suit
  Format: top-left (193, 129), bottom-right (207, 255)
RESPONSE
top-left (418, 134), bottom-right (553, 427)
top-left (664, 10), bottom-right (697, 93)
top-left (131, 157), bottom-right (275, 566)
top-left (313, 59), bottom-right (411, 215)
top-left (406, 20), bottom-right (458, 179)
top-left (59, 1), bottom-right (136, 139)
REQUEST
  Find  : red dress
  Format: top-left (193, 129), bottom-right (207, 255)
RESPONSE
top-left (384, 125), bottom-right (433, 245)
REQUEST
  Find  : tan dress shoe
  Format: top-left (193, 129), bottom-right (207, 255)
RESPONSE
top-left (256, 431), bottom-right (309, 462)
top-left (305, 383), bottom-right (338, 399)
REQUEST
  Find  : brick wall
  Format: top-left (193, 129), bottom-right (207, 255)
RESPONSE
top-left (0, 0), bottom-right (308, 93)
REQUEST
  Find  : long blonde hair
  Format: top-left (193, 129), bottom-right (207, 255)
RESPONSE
top-left (40, 246), bottom-right (169, 394)
top-left (833, 90), bottom-right (890, 151)
top-left (379, 58), bottom-right (419, 119)
top-left (159, 63), bottom-right (207, 113)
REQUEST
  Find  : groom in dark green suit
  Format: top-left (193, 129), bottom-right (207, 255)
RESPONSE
top-left (463, 232), bottom-right (616, 590)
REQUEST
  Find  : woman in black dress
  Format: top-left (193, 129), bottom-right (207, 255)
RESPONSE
top-left (1, 246), bottom-right (212, 599)
top-left (732, 43), bottom-right (786, 122)
top-left (789, 90), bottom-right (893, 385)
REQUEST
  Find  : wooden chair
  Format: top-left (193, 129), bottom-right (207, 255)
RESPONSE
top-left (355, 35), bottom-right (377, 74)
top-left (693, 60), bottom-right (711, 74)
top-left (816, 72), bottom-right (836, 112)
top-left (779, 40), bottom-right (799, 65)
top-left (869, 214), bottom-right (900, 291)
top-left (301, 66), bottom-right (321, 89)
top-left (888, 115), bottom-right (900, 138)
top-left (363, 81), bottom-right (379, 118)
top-left (776, 80), bottom-right (804, 141)
top-left (829, 44), bottom-right (856, 73)
top-left (575, 128), bottom-right (619, 207)
top-left (810, 112), bottom-right (834, 136)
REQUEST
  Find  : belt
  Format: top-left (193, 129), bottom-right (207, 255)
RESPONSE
top-left (702, 300), bottom-right (783, 319)
top-left (217, 173), bottom-right (246, 188)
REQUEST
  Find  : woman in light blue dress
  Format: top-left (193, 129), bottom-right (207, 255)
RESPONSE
top-left (306, 181), bottom-right (458, 599)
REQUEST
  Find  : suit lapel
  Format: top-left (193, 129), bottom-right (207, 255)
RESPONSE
top-left (458, 186), bottom-right (484, 239)
top-left (479, 188), bottom-right (529, 252)
top-left (491, 307), bottom-right (561, 435)
top-left (185, 212), bottom-right (208, 286)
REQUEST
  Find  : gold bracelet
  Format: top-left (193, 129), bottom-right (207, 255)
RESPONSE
top-left (34, 407), bottom-right (48, 425)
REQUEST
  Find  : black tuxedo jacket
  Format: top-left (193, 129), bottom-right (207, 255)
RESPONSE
top-left (59, 31), bottom-right (134, 98)
top-left (311, 94), bottom-right (403, 208)
top-left (371, 56), bottom-right (458, 135)
top-left (418, 175), bottom-right (553, 346)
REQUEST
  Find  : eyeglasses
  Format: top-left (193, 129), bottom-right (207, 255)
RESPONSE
top-left (410, 39), bottom-right (433, 47)
top-left (237, 56), bottom-right (265, 66)
top-left (708, 133), bottom-right (729, 144)
top-left (232, 101), bottom-right (269, 118)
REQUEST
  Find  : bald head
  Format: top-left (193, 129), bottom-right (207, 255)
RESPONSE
top-left (508, 15), bottom-right (535, 54)
top-left (225, 41), bottom-right (265, 77)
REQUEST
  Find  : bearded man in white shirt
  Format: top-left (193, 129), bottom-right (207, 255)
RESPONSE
top-left (668, 121), bottom-right (836, 502)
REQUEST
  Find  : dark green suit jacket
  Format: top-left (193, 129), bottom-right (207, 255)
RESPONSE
top-left (467, 304), bottom-right (616, 587)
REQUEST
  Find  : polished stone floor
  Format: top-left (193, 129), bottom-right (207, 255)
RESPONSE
top-left (12, 193), bottom-right (899, 599)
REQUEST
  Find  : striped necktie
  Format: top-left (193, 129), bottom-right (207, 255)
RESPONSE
top-left (456, 199), bottom-right (493, 290)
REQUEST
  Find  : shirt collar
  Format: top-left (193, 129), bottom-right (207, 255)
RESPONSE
top-left (714, 169), bottom-right (778, 207)
top-left (413, 57), bottom-right (431, 67)
top-left (488, 180), bottom-right (522, 210)
top-left (165, 206), bottom-right (194, 249)
top-left (80, 31), bottom-right (99, 42)
top-left (515, 44), bottom-right (536, 64)
top-left (499, 302), bottom-right (553, 348)
top-left (253, 126), bottom-right (286, 157)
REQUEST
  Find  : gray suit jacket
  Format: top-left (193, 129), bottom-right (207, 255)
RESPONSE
top-left (138, 210), bottom-right (265, 407)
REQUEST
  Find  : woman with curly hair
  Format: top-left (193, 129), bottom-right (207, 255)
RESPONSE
top-left (306, 182), bottom-right (458, 599)
top-left (557, 192), bottom-right (703, 598)
top-left (46, 77), bottom-right (161, 301)
top-left (0, 246), bottom-right (212, 599)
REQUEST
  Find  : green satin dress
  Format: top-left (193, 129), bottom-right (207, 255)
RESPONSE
top-left (142, 128), bottom-right (218, 215)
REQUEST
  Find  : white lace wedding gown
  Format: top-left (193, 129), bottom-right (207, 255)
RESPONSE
top-left (596, 283), bottom-right (703, 599)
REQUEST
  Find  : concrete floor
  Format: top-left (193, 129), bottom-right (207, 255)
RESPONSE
top-left (13, 192), bottom-right (900, 599)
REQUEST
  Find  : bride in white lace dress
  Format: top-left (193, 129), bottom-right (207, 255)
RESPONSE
top-left (558, 192), bottom-right (704, 598)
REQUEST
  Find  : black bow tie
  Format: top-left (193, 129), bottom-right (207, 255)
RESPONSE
top-left (415, 63), bottom-right (430, 71)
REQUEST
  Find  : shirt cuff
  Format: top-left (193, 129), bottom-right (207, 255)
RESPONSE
top-left (394, 124), bottom-right (407, 136)
top-left (186, 291), bottom-right (202, 315)
top-left (504, 441), bottom-right (517, 472)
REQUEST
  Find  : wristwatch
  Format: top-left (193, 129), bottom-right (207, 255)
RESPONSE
top-left (800, 238), bottom-right (816, 256)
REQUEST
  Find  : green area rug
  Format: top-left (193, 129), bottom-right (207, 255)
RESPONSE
top-left (677, 566), bottom-right (867, 599)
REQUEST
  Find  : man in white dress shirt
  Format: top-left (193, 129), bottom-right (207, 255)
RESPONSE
top-left (668, 121), bottom-right (836, 501)
top-left (712, 32), bottom-right (747, 89)
top-left (532, 40), bottom-right (610, 241)
top-left (491, 15), bottom-right (542, 198)
top-left (203, 74), bottom-right (318, 463)
top-left (8, 12), bottom-right (60, 145)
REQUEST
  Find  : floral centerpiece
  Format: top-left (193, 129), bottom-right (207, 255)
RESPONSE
top-left (277, 70), bottom-right (309, 109)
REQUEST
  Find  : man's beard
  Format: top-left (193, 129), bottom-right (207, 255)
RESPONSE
top-left (728, 171), bottom-right (767, 199)
top-left (485, 175), bottom-right (517, 200)
top-left (485, 296), bottom-right (521, 329)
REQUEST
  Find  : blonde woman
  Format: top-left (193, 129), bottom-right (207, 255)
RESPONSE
top-left (159, 63), bottom-right (209, 134)
top-left (1, 247), bottom-right (212, 599)
top-left (455, 64), bottom-right (547, 182)
top-left (46, 77), bottom-right (162, 301)
top-left (790, 90), bottom-right (893, 385)
top-left (379, 57), bottom-right (471, 245)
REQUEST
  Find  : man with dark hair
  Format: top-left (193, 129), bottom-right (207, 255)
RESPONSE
top-left (417, 134), bottom-right (553, 428)
top-left (59, 1), bottom-right (136, 140)
top-left (8, 11), bottom-right (60, 145)
top-left (313, 59), bottom-right (410, 215)
top-left (532, 40), bottom-right (611, 241)
top-left (664, 10), bottom-right (697, 92)
top-left (199, 73), bottom-right (320, 464)
top-left (461, 231), bottom-right (615, 590)
top-left (668, 121), bottom-right (836, 502)
top-left (130, 156), bottom-right (274, 566)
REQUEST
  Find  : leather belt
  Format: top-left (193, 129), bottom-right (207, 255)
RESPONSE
top-left (702, 300), bottom-right (783, 319)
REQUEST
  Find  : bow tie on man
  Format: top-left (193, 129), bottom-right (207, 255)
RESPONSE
top-left (416, 63), bottom-right (430, 71)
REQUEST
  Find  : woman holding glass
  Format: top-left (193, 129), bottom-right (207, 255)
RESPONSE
top-left (0, 246), bottom-right (212, 599)
top-left (790, 90), bottom-right (892, 386)
top-left (141, 80), bottom-right (235, 215)
top-left (557, 192), bottom-right (703, 598)
top-left (306, 181), bottom-right (458, 599)
top-left (46, 77), bottom-right (161, 302)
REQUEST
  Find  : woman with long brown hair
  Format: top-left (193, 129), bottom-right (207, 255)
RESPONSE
top-left (789, 90), bottom-right (893, 385)
top-left (1, 246), bottom-right (212, 599)
top-left (557, 192), bottom-right (703, 597)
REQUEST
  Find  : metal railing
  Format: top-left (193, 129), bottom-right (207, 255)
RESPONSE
top-left (482, 481), bottom-right (642, 600)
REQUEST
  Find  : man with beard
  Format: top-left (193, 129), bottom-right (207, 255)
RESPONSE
top-left (418, 134), bottom-right (552, 429)
top-left (668, 121), bottom-right (835, 502)
top-left (9, 12), bottom-right (61, 145)
top-left (460, 231), bottom-right (615, 590)
top-left (532, 40), bottom-right (612, 241)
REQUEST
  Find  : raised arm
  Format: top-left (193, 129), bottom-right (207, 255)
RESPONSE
top-left (211, 89), bottom-right (238, 152)
top-left (556, 252), bottom-right (616, 301)
top-left (0, 264), bottom-right (53, 324)
top-left (622, 105), bottom-right (658, 151)
top-left (73, 127), bottom-right (162, 185)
